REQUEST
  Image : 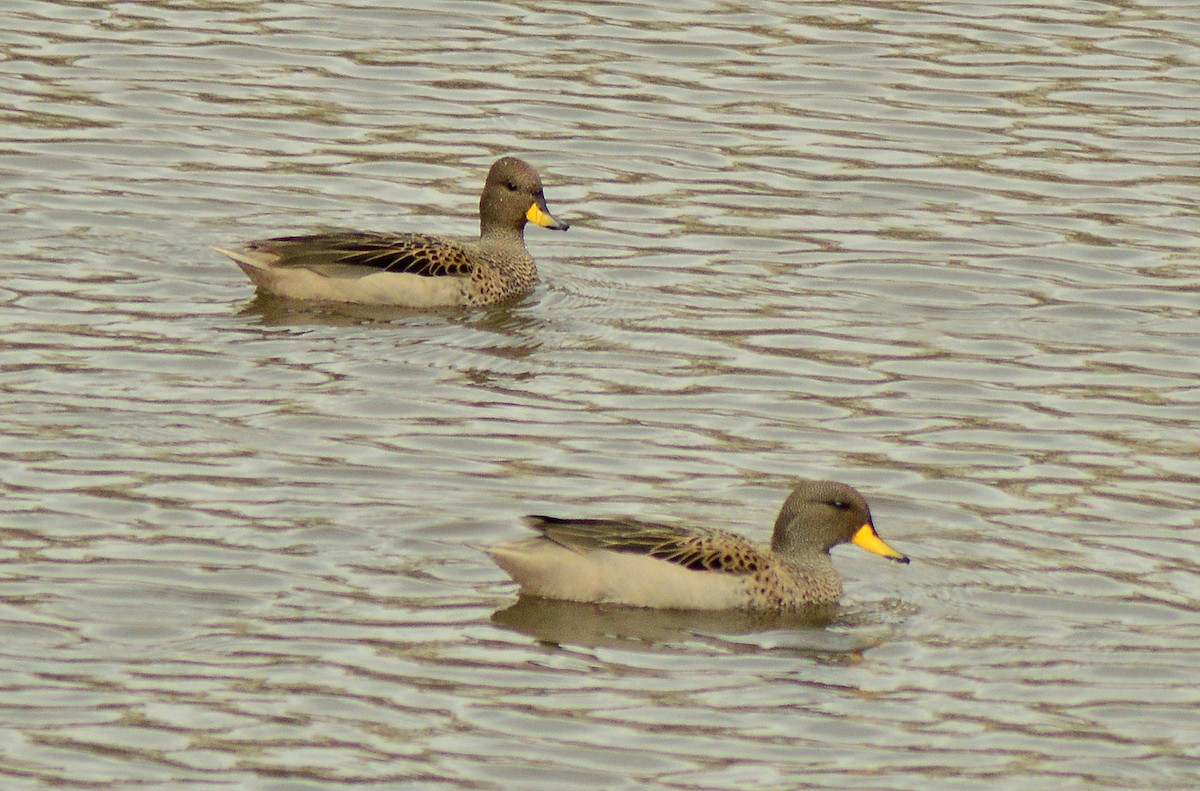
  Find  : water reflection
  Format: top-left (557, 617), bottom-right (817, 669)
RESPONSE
top-left (494, 595), bottom-right (849, 650)
top-left (238, 291), bottom-right (475, 325)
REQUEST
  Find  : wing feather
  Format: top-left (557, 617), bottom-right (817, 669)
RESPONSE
top-left (249, 231), bottom-right (475, 278)
top-left (526, 515), bottom-right (762, 575)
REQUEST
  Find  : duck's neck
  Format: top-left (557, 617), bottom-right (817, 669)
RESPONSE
top-left (778, 550), bottom-right (835, 574)
top-left (480, 221), bottom-right (526, 246)
top-left (777, 554), bottom-right (843, 606)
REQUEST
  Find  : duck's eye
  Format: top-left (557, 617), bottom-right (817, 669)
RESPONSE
top-left (828, 500), bottom-right (850, 510)
top-left (506, 182), bottom-right (519, 191)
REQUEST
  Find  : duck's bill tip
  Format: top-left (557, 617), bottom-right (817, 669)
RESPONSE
top-left (851, 523), bottom-right (909, 563)
top-left (526, 203), bottom-right (569, 231)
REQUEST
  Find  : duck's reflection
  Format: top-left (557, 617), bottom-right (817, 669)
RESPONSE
top-left (490, 595), bottom-right (884, 655)
top-left (237, 291), bottom-right (467, 326)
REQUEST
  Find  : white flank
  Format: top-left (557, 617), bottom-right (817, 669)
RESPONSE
top-left (215, 247), bottom-right (468, 307)
top-left (488, 538), bottom-right (747, 611)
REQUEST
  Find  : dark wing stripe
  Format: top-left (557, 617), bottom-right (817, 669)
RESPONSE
top-left (260, 232), bottom-right (475, 278)
top-left (336, 244), bottom-right (472, 278)
top-left (527, 516), bottom-right (757, 576)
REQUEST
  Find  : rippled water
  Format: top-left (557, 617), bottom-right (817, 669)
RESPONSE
top-left (2, 0), bottom-right (1199, 787)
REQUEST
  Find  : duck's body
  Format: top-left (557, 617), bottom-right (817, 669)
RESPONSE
top-left (216, 157), bottom-right (568, 307)
top-left (488, 481), bottom-right (909, 612)
top-left (490, 519), bottom-right (848, 610)
top-left (218, 229), bottom-right (537, 307)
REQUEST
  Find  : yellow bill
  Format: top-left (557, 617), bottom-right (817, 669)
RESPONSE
top-left (851, 523), bottom-right (909, 563)
top-left (526, 202), bottom-right (569, 231)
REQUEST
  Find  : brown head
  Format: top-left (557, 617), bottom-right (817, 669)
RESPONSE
top-left (479, 156), bottom-right (569, 240)
top-left (769, 480), bottom-right (909, 563)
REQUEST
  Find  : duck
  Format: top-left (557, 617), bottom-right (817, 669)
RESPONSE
top-left (488, 480), bottom-right (909, 611)
top-left (214, 156), bottom-right (569, 307)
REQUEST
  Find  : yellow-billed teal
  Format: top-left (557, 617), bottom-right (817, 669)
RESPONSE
top-left (488, 480), bottom-right (909, 611)
top-left (215, 156), bottom-right (568, 307)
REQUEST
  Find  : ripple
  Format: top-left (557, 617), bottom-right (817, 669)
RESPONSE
top-left (2, 0), bottom-right (1200, 787)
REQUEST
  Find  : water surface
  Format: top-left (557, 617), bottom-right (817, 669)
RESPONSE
top-left (2, 0), bottom-right (1199, 787)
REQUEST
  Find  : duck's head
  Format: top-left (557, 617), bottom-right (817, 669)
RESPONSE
top-left (480, 156), bottom-right (569, 238)
top-left (770, 480), bottom-right (909, 563)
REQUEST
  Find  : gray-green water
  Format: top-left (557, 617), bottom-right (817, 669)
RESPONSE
top-left (2, 0), bottom-right (1199, 787)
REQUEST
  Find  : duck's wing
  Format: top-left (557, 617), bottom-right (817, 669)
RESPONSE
top-left (241, 231), bottom-right (474, 277)
top-left (525, 515), bottom-right (763, 575)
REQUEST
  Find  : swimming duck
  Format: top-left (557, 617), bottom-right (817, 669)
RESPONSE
top-left (215, 156), bottom-right (568, 306)
top-left (488, 480), bottom-right (909, 611)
